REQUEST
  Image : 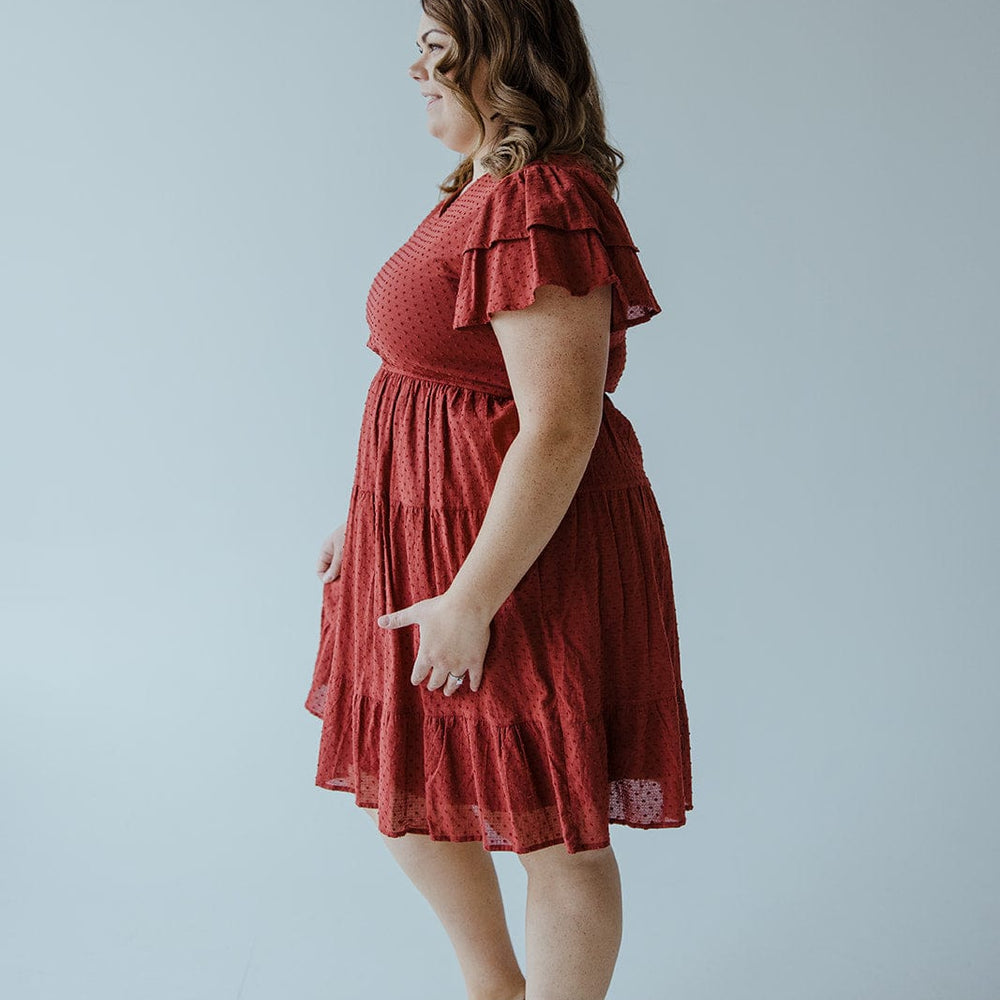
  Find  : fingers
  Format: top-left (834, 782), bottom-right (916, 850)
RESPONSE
top-left (320, 550), bottom-right (343, 583)
top-left (376, 598), bottom-right (486, 696)
top-left (315, 543), bottom-right (333, 577)
top-left (420, 664), bottom-right (476, 696)
top-left (410, 654), bottom-right (433, 688)
top-left (440, 671), bottom-right (465, 696)
top-left (378, 598), bottom-right (441, 629)
top-left (410, 656), bottom-right (475, 696)
top-left (317, 523), bottom-right (347, 581)
top-left (377, 605), bottom-right (417, 629)
top-left (425, 663), bottom-right (454, 692)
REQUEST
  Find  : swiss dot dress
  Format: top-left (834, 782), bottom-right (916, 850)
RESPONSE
top-left (305, 153), bottom-right (693, 854)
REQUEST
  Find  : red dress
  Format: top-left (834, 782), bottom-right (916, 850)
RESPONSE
top-left (305, 153), bottom-right (692, 853)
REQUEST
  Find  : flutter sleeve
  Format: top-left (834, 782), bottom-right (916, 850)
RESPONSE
top-left (453, 159), bottom-right (662, 334)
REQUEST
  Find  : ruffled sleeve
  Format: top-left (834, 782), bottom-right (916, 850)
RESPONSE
top-left (453, 158), bottom-right (662, 334)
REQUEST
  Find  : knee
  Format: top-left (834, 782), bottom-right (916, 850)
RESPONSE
top-left (517, 842), bottom-right (616, 877)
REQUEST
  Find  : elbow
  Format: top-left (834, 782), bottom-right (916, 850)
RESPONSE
top-left (519, 409), bottom-right (604, 458)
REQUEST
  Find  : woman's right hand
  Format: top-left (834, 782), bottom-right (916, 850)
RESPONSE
top-left (316, 522), bottom-right (347, 583)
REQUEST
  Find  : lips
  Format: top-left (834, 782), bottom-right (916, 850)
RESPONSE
top-left (426, 95), bottom-right (442, 107)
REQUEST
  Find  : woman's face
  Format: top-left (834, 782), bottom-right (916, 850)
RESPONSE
top-left (409, 13), bottom-right (499, 161)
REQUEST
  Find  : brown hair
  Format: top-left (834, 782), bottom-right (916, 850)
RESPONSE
top-left (420, 0), bottom-right (627, 200)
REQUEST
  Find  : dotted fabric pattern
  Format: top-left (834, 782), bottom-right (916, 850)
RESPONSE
top-left (305, 154), bottom-right (693, 854)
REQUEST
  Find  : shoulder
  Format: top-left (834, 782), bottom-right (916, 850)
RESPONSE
top-left (469, 155), bottom-right (636, 251)
top-left (491, 153), bottom-right (610, 190)
top-left (453, 155), bottom-right (661, 335)
top-left (487, 154), bottom-right (617, 210)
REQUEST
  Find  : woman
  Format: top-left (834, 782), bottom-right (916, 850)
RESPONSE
top-left (306, 2), bottom-right (692, 998)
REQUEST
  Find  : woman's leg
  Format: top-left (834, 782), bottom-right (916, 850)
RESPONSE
top-left (518, 843), bottom-right (622, 1000)
top-left (361, 807), bottom-right (526, 1000)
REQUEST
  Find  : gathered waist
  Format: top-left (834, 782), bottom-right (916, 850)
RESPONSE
top-left (355, 361), bottom-right (651, 504)
top-left (378, 360), bottom-right (514, 400)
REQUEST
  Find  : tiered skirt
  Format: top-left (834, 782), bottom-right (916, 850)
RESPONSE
top-left (305, 363), bottom-right (692, 853)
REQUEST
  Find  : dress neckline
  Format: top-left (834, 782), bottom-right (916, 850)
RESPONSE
top-left (436, 171), bottom-right (496, 218)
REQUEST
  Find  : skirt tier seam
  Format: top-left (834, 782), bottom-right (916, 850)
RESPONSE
top-left (350, 480), bottom-right (652, 511)
top-left (378, 360), bottom-right (513, 399)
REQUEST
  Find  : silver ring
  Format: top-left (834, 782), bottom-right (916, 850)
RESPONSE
top-left (448, 672), bottom-right (464, 686)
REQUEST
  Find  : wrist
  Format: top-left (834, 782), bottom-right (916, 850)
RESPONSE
top-left (442, 582), bottom-right (499, 624)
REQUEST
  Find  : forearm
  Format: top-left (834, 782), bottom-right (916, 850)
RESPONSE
top-left (445, 426), bottom-right (597, 620)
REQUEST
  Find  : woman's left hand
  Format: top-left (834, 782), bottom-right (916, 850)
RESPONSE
top-left (377, 592), bottom-right (492, 695)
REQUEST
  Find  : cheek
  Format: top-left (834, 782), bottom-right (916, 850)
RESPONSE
top-left (445, 95), bottom-right (475, 123)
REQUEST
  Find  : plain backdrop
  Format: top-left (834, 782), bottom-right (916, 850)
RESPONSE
top-left (2, 1), bottom-right (997, 998)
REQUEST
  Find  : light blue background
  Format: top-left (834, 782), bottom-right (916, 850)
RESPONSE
top-left (2, 1), bottom-right (997, 998)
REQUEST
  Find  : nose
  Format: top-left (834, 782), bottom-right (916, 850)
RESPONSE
top-left (409, 54), bottom-right (428, 80)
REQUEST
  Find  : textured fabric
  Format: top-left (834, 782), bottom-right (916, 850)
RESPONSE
top-left (454, 157), bottom-right (660, 337)
top-left (305, 153), bottom-right (693, 853)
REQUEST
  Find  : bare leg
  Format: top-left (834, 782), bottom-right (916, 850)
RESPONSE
top-left (361, 807), bottom-right (526, 1000)
top-left (518, 843), bottom-right (622, 1000)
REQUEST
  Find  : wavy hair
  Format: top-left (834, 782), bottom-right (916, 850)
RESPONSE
top-left (420, 0), bottom-right (627, 200)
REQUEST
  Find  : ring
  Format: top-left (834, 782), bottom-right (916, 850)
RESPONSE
top-left (448, 672), bottom-right (464, 686)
